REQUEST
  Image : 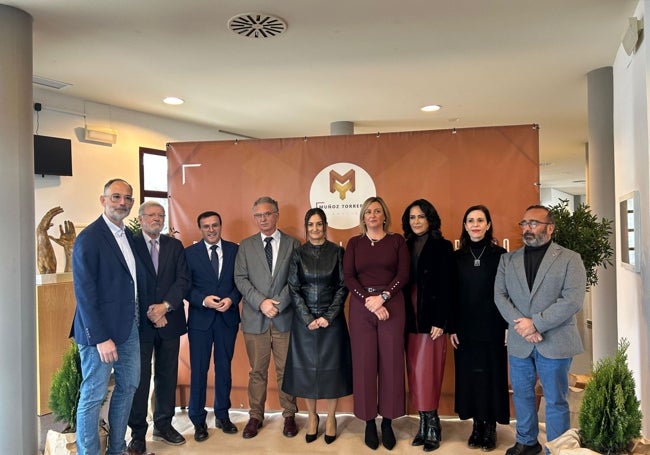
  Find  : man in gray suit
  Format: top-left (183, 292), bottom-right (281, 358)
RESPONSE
top-left (495, 205), bottom-right (586, 455)
top-left (234, 196), bottom-right (300, 439)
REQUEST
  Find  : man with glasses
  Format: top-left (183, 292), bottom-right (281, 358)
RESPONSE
top-left (72, 179), bottom-right (146, 455)
top-left (494, 205), bottom-right (586, 455)
top-left (234, 196), bottom-right (300, 439)
top-left (127, 201), bottom-right (190, 454)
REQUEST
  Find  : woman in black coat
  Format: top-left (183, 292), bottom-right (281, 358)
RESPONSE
top-left (449, 204), bottom-right (509, 451)
top-left (402, 199), bottom-right (456, 452)
top-left (283, 208), bottom-right (352, 445)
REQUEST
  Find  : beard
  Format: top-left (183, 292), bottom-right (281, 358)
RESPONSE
top-left (523, 231), bottom-right (550, 247)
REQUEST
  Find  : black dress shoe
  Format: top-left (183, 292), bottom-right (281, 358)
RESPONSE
top-left (152, 426), bottom-right (186, 446)
top-left (193, 422), bottom-right (209, 442)
top-left (505, 441), bottom-right (542, 455)
top-left (242, 418), bottom-right (263, 439)
top-left (215, 417), bottom-right (238, 434)
top-left (283, 416), bottom-right (299, 437)
top-left (121, 450), bottom-right (154, 455)
top-left (126, 439), bottom-right (155, 455)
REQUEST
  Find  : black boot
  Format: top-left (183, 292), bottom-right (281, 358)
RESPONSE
top-left (364, 419), bottom-right (379, 450)
top-left (423, 410), bottom-right (441, 452)
top-left (381, 417), bottom-right (396, 450)
top-left (480, 421), bottom-right (496, 452)
top-left (468, 419), bottom-right (484, 448)
top-left (412, 411), bottom-right (428, 446)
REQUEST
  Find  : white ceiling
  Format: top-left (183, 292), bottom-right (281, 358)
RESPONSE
top-left (7, 0), bottom-right (639, 194)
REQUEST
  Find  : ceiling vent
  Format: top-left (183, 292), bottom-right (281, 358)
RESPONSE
top-left (228, 13), bottom-right (287, 38)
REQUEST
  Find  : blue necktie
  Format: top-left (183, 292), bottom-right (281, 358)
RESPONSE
top-left (264, 237), bottom-right (273, 273)
top-left (210, 244), bottom-right (219, 279)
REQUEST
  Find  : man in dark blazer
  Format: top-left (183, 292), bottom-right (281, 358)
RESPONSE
top-left (71, 178), bottom-right (145, 455)
top-left (127, 201), bottom-right (190, 454)
top-left (495, 205), bottom-right (586, 455)
top-left (185, 211), bottom-right (242, 442)
top-left (234, 196), bottom-right (300, 439)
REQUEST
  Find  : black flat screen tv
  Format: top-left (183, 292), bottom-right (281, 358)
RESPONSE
top-left (34, 134), bottom-right (73, 176)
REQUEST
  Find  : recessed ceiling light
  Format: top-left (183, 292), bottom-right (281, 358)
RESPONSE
top-left (163, 97), bottom-right (184, 105)
top-left (421, 104), bottom-right (441, 112)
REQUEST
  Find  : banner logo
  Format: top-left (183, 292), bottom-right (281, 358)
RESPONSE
top-left (330, 169), bottom-right (355, 199)
top-left (310, 162), bottom-right (376, 230)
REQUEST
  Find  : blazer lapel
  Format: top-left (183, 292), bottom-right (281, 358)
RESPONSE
top-left (254, 235), bottom-right (272, 276)
top-left (512, 248), bottom-right (531, 299)
top-left (196, 243), bottom-right (217, 279)
top-left (135, 234), bottom-right (157, 278)
top-left (99, 218), bottom-right (131, 274)
top-left (274, 231), bottom-right (293, 276)
top-left (156, 236), bottom-right (170, 277)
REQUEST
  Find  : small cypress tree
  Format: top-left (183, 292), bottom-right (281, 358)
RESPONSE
top-left (579, 339), bottom-right (642, 454)
top-left (49, 340), bottom-right (82, 432)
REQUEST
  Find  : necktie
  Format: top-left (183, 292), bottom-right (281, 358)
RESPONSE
top-left (264, 237), bottom-right (273, 273)
top-left (210, 244), bottom-right (219, 279)
top-left (150, 239), bottom-right (159, 273)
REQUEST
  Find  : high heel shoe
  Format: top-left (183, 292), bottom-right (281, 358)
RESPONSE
top-left (305, 414), bottom-right (319, 443)
top-left (324, 416), bottom-right (337, 444)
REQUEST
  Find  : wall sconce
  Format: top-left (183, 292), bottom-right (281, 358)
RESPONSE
top-left (84, 125), bottom-right (118, 144)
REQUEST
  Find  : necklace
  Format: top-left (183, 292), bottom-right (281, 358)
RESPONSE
top-left (367, 233), bottom-right (386, 246)
top-left (470, 246), bottom-right (487, 267)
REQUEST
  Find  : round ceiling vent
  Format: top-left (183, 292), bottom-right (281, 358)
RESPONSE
top-left (228, 13), bottom-right (287, 38)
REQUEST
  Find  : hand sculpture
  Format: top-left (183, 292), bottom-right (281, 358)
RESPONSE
top-left (50, 220), bottom-right (76, 272)
top-left (36, 206), bottom-right (63, 274)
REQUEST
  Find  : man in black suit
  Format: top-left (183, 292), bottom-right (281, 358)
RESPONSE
top-left (185, 211), bottom-right (242, 442)
top-left (127, 201), bottom-right (190, 455)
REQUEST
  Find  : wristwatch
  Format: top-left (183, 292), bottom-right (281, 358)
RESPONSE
top-left (163, 302), bottom-right (172, 312)
top-left (381, 291), bottom-right (390, 302)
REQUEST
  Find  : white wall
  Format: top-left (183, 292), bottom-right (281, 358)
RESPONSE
top-left (33, 87), bottom-right (228, 272)
top-left (612, 0), bottom-right (649, 434)
top-left (540, 187), bottom-right (576, 211)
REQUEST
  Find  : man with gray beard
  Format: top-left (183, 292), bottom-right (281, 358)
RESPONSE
top-left (494, 205), bottom-right (586, 455)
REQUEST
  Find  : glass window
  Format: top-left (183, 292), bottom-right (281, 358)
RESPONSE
top-left (139, 147), bottom-right (169, 233)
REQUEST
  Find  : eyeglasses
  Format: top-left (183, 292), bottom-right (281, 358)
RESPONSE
top-left (107, 193), bottom-right (135, 203)
top-left (253, 211), bottom-right (278, 219)
top-left (518, 220), bottom-right (553, 229)
top-left (142, 213), bottom-right (165, 219)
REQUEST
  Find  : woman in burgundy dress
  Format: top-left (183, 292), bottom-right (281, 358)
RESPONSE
top-left (401, 199), bottom-right (455, 452)
top-left (343, 196), bottom-right (410, 451)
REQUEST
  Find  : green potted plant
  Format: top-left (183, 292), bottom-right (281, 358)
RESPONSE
top-left (578, 339), bottom-right (643, 454)
top-left (548, 200), bottom-right (613, 290)
top-left (49, 340), bottom-right (82, 432)
top-left (45, 341), bottom-right (109, 455)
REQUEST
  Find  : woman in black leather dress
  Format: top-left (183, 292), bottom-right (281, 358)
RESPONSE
top-left (282, 208), bottom-right (352, 444)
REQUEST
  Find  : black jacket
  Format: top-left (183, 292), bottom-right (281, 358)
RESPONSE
top-left (404, 235), bottom-right (456, 334)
